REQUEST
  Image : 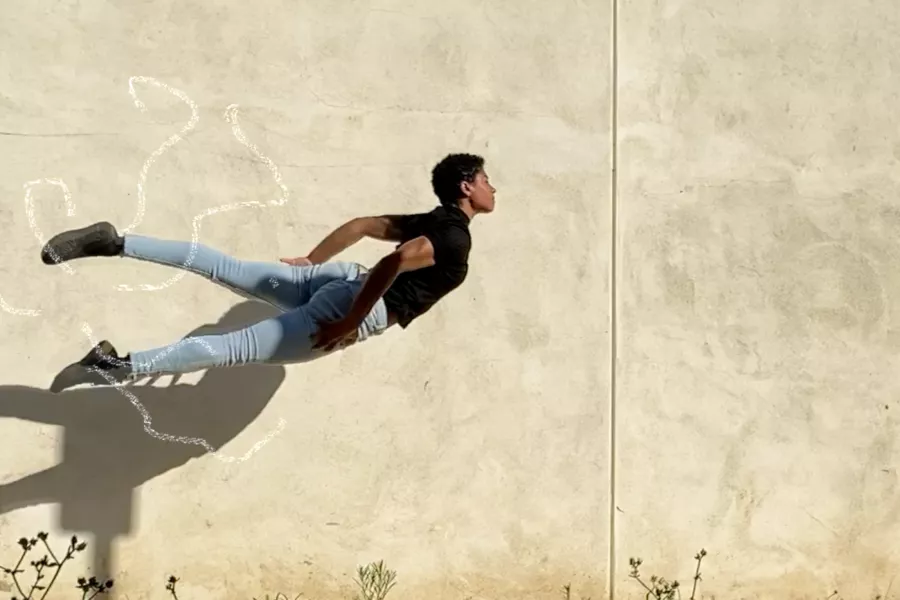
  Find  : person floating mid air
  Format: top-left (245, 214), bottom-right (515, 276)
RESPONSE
top-left (41, 153), bottom-right (496, 385)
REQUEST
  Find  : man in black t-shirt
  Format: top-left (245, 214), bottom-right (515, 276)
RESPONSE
top-left (298, 152), bottom-right (496, 350)
top-left (40, 153), bottom-right (495, 385)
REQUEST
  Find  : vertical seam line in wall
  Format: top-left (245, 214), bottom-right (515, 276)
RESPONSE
top-left (607, 0), bottom-right (619, 596)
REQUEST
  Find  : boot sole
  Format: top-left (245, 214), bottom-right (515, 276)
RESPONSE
top-left (41, 221), bottom-right (118, 265)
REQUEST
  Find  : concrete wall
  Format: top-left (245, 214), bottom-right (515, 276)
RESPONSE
top-left (2, 0), bottom-right (898, 598)
top-left (0, 1), bottom-right (609, 599)
top-left (616, 0), bottom-right (900, 598)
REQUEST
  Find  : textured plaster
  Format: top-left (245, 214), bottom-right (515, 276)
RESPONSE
top-left (0, 1), bottom-right (609, 599)
top-left (7, 0), bottom-right (895, 598)
top-left (617, 0), bottom-right (900, 597)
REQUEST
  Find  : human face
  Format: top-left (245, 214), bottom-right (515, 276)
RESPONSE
top-left (462, 169), bottom-right (496, 214)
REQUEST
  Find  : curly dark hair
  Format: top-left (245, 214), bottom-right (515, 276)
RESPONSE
top-left (430, 153), bottom-right (485, 206)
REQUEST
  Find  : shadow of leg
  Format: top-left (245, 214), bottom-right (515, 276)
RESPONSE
top-left (0, 467), bottom-right (61, 514)
top-left (3, 300), bottom-right (288, 583)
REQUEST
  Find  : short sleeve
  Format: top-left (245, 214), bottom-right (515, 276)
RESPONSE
top-left (386, 213), bottom-right (425, 241)
top-left (426, 224), bottom-right (470, 264)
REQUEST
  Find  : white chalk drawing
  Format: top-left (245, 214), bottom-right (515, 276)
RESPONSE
top-left (0, 295), bottom-right (41, 317)
top-left (2, 77), bottom-right (292, 461)
top-left (0, 178), bottom-right (79, 316)
top-left (119, 76), bottom-right (200, 237)
top-left (116, 77), bottom-right (289, 292)
top-left (80, 322), bottom-right (288, 464)
top-left (26, 177), bottom-right (78, 277)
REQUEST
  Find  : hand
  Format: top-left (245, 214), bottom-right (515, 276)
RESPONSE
top-left (280, 256), bottom-right (313, 266)
top-left (311, 317), bottom-right (359, 352)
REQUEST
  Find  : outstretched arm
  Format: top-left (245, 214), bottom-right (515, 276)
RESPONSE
top-left (295, 216), bottom-right (409, 264)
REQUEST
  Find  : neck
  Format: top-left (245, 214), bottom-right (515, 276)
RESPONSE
top-left (455, 200), bottom-right (477, 220)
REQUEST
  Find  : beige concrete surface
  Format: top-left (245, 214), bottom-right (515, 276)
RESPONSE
top-left (617, 0), bottom-right (900, 598)
top-left (0, 1), bottom-right (610, 599)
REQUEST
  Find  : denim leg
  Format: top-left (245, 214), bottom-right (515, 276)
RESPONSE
top-left (127, 277), bottom-right (390, 376)
top-left (123, 234), bottom-right (362, 311)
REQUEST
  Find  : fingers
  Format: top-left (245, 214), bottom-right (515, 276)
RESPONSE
top-left (312, 334), bottom-right (354, 353)
top-left (281, 257), bottom-right (312, 266)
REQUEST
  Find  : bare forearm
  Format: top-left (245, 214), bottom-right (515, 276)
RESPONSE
top-left (307, 220), bottom-right (365, 263)
top-left (346, 252), bottom-right (403, 324)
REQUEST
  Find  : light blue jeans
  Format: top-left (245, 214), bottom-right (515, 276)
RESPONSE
top-left (121, 235), bottom-right (390, 376)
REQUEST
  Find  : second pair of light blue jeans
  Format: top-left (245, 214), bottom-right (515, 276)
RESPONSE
top-left (121, 235), bottom-right (390, 376)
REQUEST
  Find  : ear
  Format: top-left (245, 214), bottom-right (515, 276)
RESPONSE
top-left (460, 180), bottom-right (474, 197)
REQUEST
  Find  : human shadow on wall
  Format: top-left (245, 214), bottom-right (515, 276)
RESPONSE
top-left (0, 300), bottom-right (287, 581)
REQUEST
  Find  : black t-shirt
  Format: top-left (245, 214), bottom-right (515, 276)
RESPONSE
top-left (381, 205), bottom-right (472, 328)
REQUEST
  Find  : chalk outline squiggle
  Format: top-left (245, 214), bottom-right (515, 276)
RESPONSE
top-left (0, 178), bottom-right (77, 316)
top-left (116, 77), bottom-right (289, 292)
top-left (80, 322), bottom-right (287, 463)
top-left (4, 77), bottom-right (292, 462)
